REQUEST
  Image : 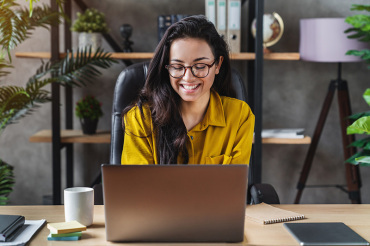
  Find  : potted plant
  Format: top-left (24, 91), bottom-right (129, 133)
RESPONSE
top-left (345, 4), bottom-right (370, 166)
top-left (71, 8), bottom-right (109, 52)
top-left (0, 0), bottom-right (117, 204)
top-left (75, 95), bottom-right (103, 134)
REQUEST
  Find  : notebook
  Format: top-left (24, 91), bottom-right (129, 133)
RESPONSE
top-left (245, 202), bottom-right (305, 225)
top-left (101, 164), bottom-right (248, 242)
top-left (284, 222), bottom-right (369, 246)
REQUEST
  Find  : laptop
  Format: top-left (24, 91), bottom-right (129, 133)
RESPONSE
top-left (284, 222), bottom-right (369, 246)
top-left (101, 164), bottom-right (248, 242)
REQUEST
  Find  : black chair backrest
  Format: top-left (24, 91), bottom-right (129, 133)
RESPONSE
top-left (109, 62), bottom-right (247, 164)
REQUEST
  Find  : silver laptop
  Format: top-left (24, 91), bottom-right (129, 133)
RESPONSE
top-left (284, 222), bottom-right (369, 246)
top-left (102, 164), bottom-right (248, 242)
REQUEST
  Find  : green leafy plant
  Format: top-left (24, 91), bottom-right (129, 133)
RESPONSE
top-left (75, 95), bottom-right (103, 120)
top-left (345, 4), bottom-right (370, 166)
top-left (344, 4), bottom-right (370, 66)
top-left (1, 47), bottom-right (116, 134)
top-left (71, 8), bottom-right (109, 33)
top-left (0, 1), bottom-right (117, 204)
top-left (0, 159), bottom-right (14, 205)
top-left (347, 89), bottom-right (370, 166)
top-left (0, 0), bottom-right (62, 61)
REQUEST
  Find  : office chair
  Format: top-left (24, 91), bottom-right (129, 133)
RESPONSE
top-left (94, 61), bottom-right (280, 205)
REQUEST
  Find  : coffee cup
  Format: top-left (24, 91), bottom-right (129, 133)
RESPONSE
top-left (64, 187), bottom-right (94, 226)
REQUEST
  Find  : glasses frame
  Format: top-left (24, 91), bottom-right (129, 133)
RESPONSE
top-left (165, 60), bottom-right (217, 79)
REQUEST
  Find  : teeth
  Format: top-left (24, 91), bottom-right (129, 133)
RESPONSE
top-left (182, 84), bottom-right (198, 90)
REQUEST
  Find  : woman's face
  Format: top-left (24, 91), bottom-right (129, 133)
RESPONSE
top-left (168, 38), bottom-right (223, 105)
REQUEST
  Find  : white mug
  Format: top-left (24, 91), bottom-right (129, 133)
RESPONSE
top-left (64, 187), bottom-right (94, 226)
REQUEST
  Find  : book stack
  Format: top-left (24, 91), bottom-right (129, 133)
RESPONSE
top-left (261, 128), bottom-right (305, 139)
top-left (47, 221), bottom-right (86, 241)
top-left (158, 14), bottom-right (189, 42)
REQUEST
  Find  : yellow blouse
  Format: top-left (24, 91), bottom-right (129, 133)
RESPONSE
top-left (121, 90), bottom-right (255, 165)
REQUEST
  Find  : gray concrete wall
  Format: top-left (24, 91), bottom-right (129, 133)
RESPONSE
top-left (0, 0), bottom-right (369, 205)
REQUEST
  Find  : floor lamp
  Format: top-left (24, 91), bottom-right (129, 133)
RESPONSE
top-left (294, 18), bottom-right (370, 204)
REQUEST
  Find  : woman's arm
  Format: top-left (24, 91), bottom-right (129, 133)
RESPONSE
top-left (121, 106), bottom-right (156, 164)
top-left (229, 103), bottom-right (255, 164)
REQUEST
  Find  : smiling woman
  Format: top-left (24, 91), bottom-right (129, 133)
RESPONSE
top-left (121, 15), bottom-right (255, 165)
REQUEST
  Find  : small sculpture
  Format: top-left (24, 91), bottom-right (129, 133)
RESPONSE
top-left (120, 24), bottom-right (134, 52)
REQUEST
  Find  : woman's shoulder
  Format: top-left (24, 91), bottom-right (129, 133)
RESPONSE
top-left (126, 103), bottom-right (151, 118)
top-left (124, 104), bottom-right (153, 131)
top-left (220, 95), bottom-right (253, 117)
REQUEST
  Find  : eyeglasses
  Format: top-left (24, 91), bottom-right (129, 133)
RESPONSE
top-left (165, 60), bottom-right (217, 79)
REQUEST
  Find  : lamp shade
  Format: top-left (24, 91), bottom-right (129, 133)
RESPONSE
top-left (299, 18), bottom-right (369, 62)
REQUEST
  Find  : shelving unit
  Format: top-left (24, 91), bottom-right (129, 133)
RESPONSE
top-left (29, 130), bottom-right (111, 144)
top-left (15, 52), bottom-right (300, 60)
top-left (22, 0), bottom-right (309, 204)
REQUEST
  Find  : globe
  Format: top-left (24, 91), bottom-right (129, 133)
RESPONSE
top-left (251, 12), bottom-right (284, 48)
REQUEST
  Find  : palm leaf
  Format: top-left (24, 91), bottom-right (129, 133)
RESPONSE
top-left (29, 47), bottom-right (117, 87)
top-left (1, 47), bottom-right (116, 132)
top-left (0, 0), bottom-right (62, 61)
top-left (0, 83), bottom-right (50, 131)
top-left (0, 57), bottom-right (12, 78)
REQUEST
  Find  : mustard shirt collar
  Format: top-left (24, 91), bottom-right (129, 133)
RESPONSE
top-left (191, 90), bottom-right (226, 131)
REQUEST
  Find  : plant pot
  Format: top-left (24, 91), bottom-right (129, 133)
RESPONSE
top-left (80, 118), bottom-right (99, 135)
top-left (78, 32), bottom-right (102, 52)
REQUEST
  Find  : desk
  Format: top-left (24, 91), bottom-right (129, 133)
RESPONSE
top-left (1, 205), bottom-right (370, 245)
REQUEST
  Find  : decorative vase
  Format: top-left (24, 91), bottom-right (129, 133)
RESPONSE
top-left (80, 118), bottom-right (99, 135)
top-left (78, 32), bottom-right (102, 52)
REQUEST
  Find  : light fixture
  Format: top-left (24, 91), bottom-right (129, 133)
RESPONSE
top-left (295, 18), bottom-right (369, 204)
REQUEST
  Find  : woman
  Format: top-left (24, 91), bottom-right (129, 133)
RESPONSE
top-left (121, 15), bottom-right (254, 164)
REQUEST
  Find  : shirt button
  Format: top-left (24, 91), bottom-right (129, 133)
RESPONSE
top-left (190, 136), bottom-right (194, 140)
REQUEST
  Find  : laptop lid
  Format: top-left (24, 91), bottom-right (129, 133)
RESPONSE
top-left (102, 164), bottom-right (248, 242)
top-left (284, 222), bottom-right (369, 246)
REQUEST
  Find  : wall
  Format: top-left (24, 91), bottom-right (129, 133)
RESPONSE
top-left (0, 0), bottom-right (369, 205)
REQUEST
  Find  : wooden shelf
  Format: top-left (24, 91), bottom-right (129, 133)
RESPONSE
top-left (29, 129), bottom-right (110, 144)
top-left (15, 52), bottom-right (300, 61)
top-left (30, 129), bottom-right (310, 144)
top-left (259, 136), bottom-right (311, 144)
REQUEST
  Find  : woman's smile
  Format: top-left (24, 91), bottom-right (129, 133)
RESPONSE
top-left (180, 83), bottom-right (201, 92)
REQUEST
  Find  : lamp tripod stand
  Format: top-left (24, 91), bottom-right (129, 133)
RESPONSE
top-left (294, 62), bottom-right (362, 204)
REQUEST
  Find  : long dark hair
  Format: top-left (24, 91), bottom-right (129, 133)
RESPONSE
top-left (123, 15), bottom-right (235, 164)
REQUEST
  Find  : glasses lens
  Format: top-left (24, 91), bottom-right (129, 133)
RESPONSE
top-left (168, 65), bottom-right (185, 78)
top-left (191, 64), bottom-right (209, 78)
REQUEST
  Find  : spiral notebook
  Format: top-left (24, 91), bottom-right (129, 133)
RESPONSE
top-left (245, 203), bottom-right (305, 225)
